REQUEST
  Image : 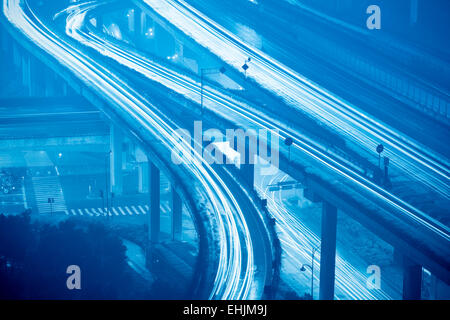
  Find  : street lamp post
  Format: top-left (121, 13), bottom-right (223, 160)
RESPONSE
top-left (284, 137), bottom-right (293, 162)
top-left (104, 151), bottom-right (111, 219)
top-left (300, 246), bottom-right (318, 299)
top-left (99, 189), bottom-right (104, 215)
top-left (242, 57), bottom-right (251, 77)
top-left (376, 144), bottom-right (384, 168)
top-left (284, 137), bottom-right (294, 172)
top-left (200, 67), bottom-right (226, 116)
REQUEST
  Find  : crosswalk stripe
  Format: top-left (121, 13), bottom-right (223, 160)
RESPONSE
top-left (66, 205), bottom-right (174, 218)
top-left (131, 206), bottom-right (140, 215)
top-left (125, 207), bottom-right (134, 215)
top-left (118, 207), bottom-right (127, 216)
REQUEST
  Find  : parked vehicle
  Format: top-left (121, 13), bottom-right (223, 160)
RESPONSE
top-left (0, 171), bottom-right (17, 194)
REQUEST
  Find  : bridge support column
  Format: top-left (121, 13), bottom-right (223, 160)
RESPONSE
top-left (319, 201), bottom-right (337, 300)
top-left (138, 161), bottom-right (149, 193)
top-left (21, 55), bottom-right (29, 89)
top-left (174, 40), bottom-right (183, 59)
top-left (241, 136), bottom-right (255, 188)
top-left (155, 25), bottom-right (173, 58)
top-left (149, 162), bottom-right (160, 243)
top-left (96, 16), bottom-right (103, 31)
top-left (44, 72), bottom-right (57, 97)
top-left (146, 162), bottom-right (160, 268)
top-left (22, 55), bottom-right (42, 96)
top-left (402, 257), bottom-right (422, 300)
top-left (133, 10), bottom-right (142, 37)
top-left (110, 125), bottom-right (123, 195)
top-left (140, 11), bottom-right (147, 35)
top-left (127, 9), bottom-right (133, 32)
top-left (30, 58), bottom-right (43, 96)
top-left (0, 26), bottom-right (9, 67)
top-left (12, 43), bottom-right (20, 68)
top-left (171, 187), bottom-right (182, 241)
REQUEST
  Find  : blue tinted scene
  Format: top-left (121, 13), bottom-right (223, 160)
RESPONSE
top-left (0, 0), bottom-right (449, 301)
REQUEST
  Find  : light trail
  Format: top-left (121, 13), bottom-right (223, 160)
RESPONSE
top-left (3, 0), bottom-right (261, 300)
top-left (141, 0), bottom-right (449, 200)
top-left (63, 2), bottom-right (449, 245)
top-left (256, 172), bottom-right (394, 300)
top-left (62, 1), bottom-right (450, 298)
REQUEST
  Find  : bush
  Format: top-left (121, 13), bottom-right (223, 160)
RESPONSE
top-left (0, 211), bottom-right (132, 299)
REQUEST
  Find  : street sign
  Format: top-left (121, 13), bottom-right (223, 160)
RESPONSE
top-left (284, 137), bottom-right (293, 146)
top-left (376, 144), bottom-right (384, 154)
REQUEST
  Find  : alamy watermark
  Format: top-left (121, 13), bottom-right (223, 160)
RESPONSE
top-left (366, 265), bottom-right (381, 290)
top-left (66, 265), bottom-right (81, 290)
top-left (367, 5), bottom-right (381, 30)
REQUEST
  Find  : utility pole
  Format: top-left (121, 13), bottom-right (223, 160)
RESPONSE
top-left (105, 151), bottom-right (111, 218)
top-left (376, 144), bottom-right (384, 168)
top-left (300, 246), bottom-right (318, 299)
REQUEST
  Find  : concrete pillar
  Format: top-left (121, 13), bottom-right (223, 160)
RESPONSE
top-left (319, 201), bottom-right (337, 300)
top-left (30, 57), bottom-right (42, 96)
top-left (12, 43), bottom-right (20, 68)
top-left (402, 257), bottom-right (422, 300)
top-left (174, 40), bottom-right (183, 59)
top-left (140, 12), bottom-right (147, 35)
top-left (241, 136), bottom-right (255, 188)
top-left (0, 26), bottom-right (8, 65)
top-left (149, 162), bottom-right (160, 244)
top-left (96, 16), bottom-right (103, 31)
top-left (127, 9), bottom-right (134, 32)
top-left (21, 54), bottom-right (29, 88)
top-left (110, 125), bottom-right (123, 195)
top-left (171, 187), bottom-right (182, 241)
top-left (138, 161), bottom-right (149, 193)
top-left (134, 9), bottom-right (141, 36)
top-left (145, 162), bottom-right (160, 268)
top-left (44, 72), bottom-right (57, 97)
top-left (62, 82), bottom-right (69, 96)
top-left (21, 55), bottom-right (42, 96)
top-left (155, 25), bottom-right (174, 58)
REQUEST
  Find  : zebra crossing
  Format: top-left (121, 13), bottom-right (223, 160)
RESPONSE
top-left (31, 176), bottom-right (67, 214)
top-left (64, 203), bottom-right (171, 217)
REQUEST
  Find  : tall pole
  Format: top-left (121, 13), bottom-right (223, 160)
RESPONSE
top-left (105, 152), bottom-right (109, 218)
top-left (311, 248), bottom-right (315, 299)
top-left (289, 145), bottom-right (291, 162)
